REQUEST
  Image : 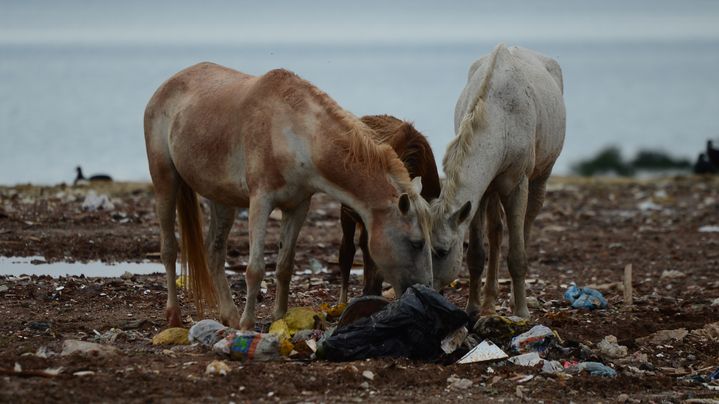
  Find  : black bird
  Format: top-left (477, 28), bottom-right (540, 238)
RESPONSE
top-left (694, 153), bottom-right (717, 175)
top-left (707, 140), bottom-right (719, 167)
top-left (74, 166), bottom-right (113, 186)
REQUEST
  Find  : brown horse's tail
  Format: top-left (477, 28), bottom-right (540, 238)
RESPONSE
top-left (176, 179), bottom-right (216, 315)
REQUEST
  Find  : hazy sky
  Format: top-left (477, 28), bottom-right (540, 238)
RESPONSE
top-left (2, 0), bottom-right (719, 45)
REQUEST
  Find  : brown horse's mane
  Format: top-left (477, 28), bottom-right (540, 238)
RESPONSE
top-left (263, 69), bottom-right (416, 196)
top-left (360, 115), bottom-right (441, 201)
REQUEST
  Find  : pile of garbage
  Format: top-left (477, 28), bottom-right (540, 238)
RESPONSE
top-left (144, 283), bottom-right (717, 387)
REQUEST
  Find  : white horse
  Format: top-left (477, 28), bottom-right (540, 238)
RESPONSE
top-left (144, 63), bottom-right (432, 330)
top-left (430, 44), bottom-right (565, 318)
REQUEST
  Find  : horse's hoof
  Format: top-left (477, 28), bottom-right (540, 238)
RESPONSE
top-left (220, 307), bottom-right (241, 329)
top-left (165, 306), bottom-right (182, 327)
top-left (513, 306), bottom-right (530, 319)
top-left (238, 314), bottom-right (255, 331)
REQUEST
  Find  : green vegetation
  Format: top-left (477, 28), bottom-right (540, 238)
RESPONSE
top-left (572, 147), bottom-right (691, 177)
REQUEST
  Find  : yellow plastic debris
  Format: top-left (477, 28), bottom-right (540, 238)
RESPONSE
top-left (284, 307), bottom-right (324, 334)
top-left (279, 339), bottom-right (294, 357)
top-left (269, 319), bottom-right (291, 341)
top-left (152, 327), bottom-right (190, 346)
top-left (320, 303), bottom-right (347, 319)
top-left (175, 275), bottom-right (188, 289)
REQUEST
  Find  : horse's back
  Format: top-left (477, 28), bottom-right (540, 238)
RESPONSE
top-left (360, 115), bottom-right (441, 201)
top-left (456, 45), bottom-right (565, 178)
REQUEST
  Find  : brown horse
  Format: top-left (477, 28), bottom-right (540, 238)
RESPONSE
top-left (144, 63), bottom-right (433, 330)
top-left (338, 115), bottom-right (441, 304)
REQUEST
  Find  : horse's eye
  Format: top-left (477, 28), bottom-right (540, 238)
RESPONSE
top-left (434, 248), bottom-right (449, 258)
top-left (410, 240), bottom-right (424, 251)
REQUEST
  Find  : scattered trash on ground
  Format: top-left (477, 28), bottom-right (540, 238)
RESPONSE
top-left (441, 326), bottom-right (468, 354)
top-left (567, 361), bottom-right (617, 377)
top-left (318, 285), bottom-right (468, 361)
top-left (472, 315), bottom-right (529, 342)
top-left (511, 325), bottom-right (559, 353)
top-left (152, 327), bottom-right (190, 346)
top-left (564, 283), bottom-right (608, 309)
top-left (457, 340), bottom-right (508, 364)
top-left (336, 296), bottom-right (390, 327)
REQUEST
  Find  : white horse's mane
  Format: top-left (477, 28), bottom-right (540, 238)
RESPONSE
top-left (440, 44), bottom-right (503, 211)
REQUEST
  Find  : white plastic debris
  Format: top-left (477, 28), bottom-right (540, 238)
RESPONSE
top-left (73, 370), bottom-right (96, 377)
top-left (660, 270), bottom-right (686, 279)
top-left (457, 340), bottom-right (508, 364)
top-left (441, 326), bottom-right (468, 354)
top-left (509, 351), bottom-right (542, 366)
top-left (81, 191), bottom-right (115, 211)
top-left (698, 225), bottom-right (719, 233)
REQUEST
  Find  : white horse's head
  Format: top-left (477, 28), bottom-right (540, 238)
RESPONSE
top-left (367, 177), bottom-right (433, 295)
top-left (429, 199), bottom-right (472, 289)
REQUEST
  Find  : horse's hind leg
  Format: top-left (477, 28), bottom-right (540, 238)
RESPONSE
top-left (524, 173), bottom-right (550, 248)
top-left (273, 198), bottom-right (310, 320)
top-left (466, 195), bottom-right (488, 316)
top-left (500, 176), bottom-right (530, 318)
top-left (206, 202), bottom-right (240, 327)
top-left (480, 193), bottom-right (503, 316)
top-left (149, 162), bottom-right (182, 326)
top-left (338, 207), bottom-right (357, 305)
top-left (239, 195), bottom-right (273, 330)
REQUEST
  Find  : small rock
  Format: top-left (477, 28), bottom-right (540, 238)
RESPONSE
top-left (597, 335), bottom-right (628, 358)
top-left (205, 360), bottom-right (231, 376)
top-left (660, 270), bottom-right (686, 279)
top-left (617, 393), bottom-right (629, 402)
top-left (711, 298), bottom-right (719, 307)
top-left (0, 285), bottom-right (8, 293)
top-left (526, 296), bottom-right (541, 309)
top-left (447, 374), bottom-right (473, 389)
top-left (362, 370), bottom-right (375, 381)
top-left (360, 381), bottom-right (370, 389)
top-left (120, 271), bottom-right (133, 280)
top-left (637, 328), bottom-right (688, 345)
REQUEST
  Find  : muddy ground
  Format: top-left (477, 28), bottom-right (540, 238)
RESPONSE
top-left (1, 177), bottom-right (718, 403)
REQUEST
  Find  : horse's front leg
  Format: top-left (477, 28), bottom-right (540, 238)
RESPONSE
top-left (239, 196), bottom-right (273, 330)
top-left (338, 207), bottom-right (357, 305)
top-left (480, 193), bottom-right (503, 316)
top-left (466, 196), bottom-right (488, 317)
top-left (272, 198), bottom-right (310, 320)
top-left (206, 202), bottom-right (240, 328)
top-left (500, 176), bottom-right (530, 319)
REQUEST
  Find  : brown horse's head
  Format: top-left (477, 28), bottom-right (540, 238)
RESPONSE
top-left (366, 177), bottom-right (433, 295)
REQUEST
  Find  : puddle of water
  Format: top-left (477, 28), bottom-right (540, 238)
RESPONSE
top-left (0, 256), bottom-right (164, 278)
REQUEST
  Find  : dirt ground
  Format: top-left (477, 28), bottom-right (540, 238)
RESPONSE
top-left (1, 176), bottom-right (718, 403)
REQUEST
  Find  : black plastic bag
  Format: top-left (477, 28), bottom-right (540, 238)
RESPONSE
top-left (318, 284), bottom-right (469, 361)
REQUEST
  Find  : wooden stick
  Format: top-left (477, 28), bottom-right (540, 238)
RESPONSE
top-left (623, 264), bottom-right (633, 306)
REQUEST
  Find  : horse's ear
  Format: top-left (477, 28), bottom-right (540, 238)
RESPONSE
top-left (398, 193), bottom-right (411, 215)
top-left (450, 201), bottom-right (472, 227)
top-left (411, 176), bottom-right (423, 195)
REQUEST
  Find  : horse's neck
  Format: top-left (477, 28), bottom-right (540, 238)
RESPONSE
top-left (441, 131), bottom-right (504, 218)
top-left (313, 160), bottom-right (400, 226)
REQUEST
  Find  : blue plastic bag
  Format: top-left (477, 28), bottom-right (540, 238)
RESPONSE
top-left (564, 282), bottom-right (608, 309)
